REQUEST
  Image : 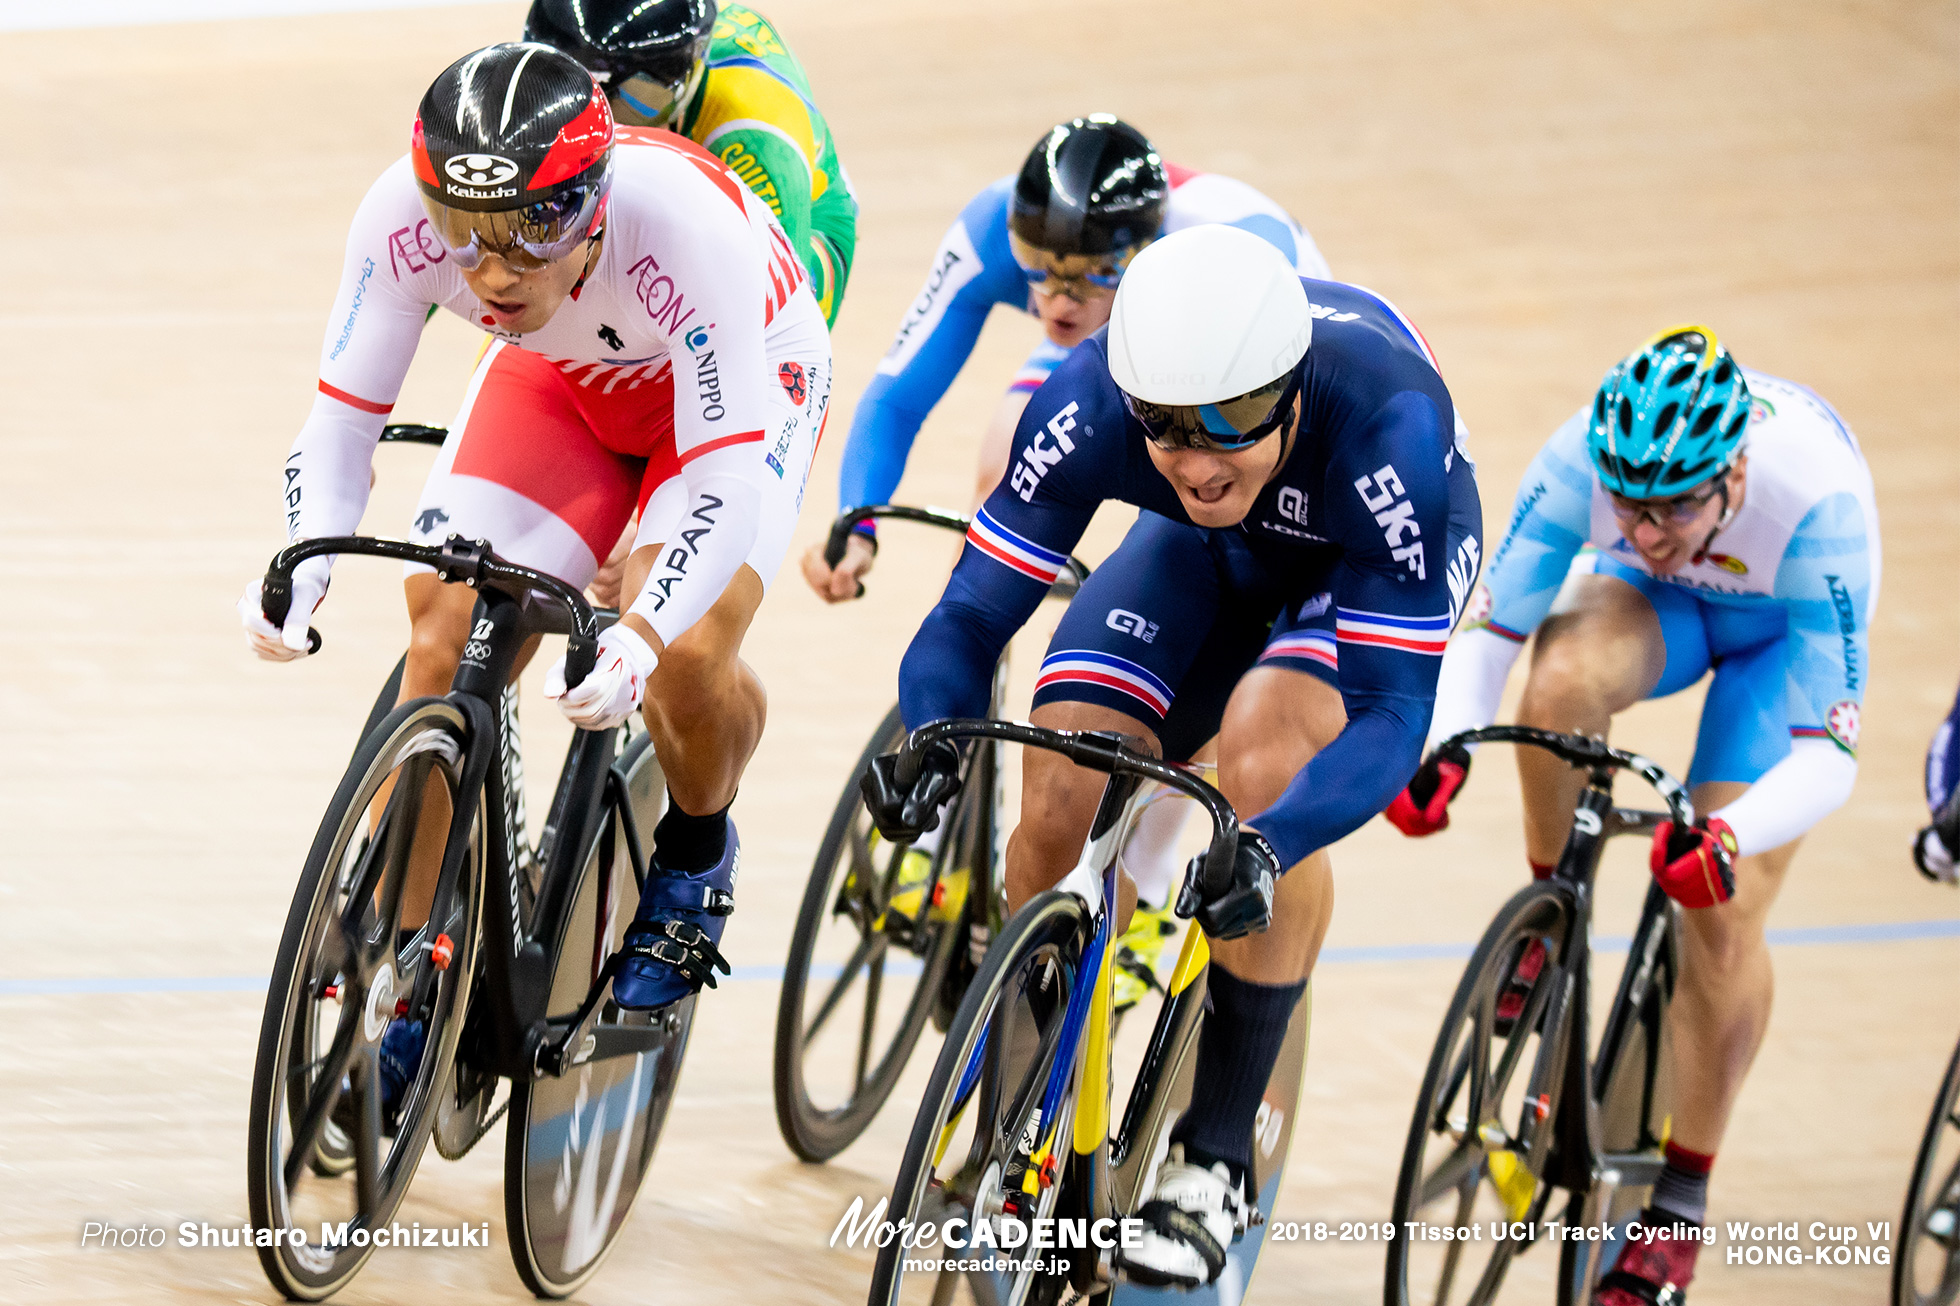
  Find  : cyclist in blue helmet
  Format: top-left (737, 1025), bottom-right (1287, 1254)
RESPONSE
top-left (1390, 323), bottom-right (1879, 1305)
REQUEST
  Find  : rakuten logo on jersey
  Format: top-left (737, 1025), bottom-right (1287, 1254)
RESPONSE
top-left (1009, 403), bottom-right (1082, 502)
top-left (1354, 463), bottom-right (1426, 579)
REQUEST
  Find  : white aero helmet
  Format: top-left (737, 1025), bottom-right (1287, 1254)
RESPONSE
top-left (1106, 224), bottom-right (1313, 451)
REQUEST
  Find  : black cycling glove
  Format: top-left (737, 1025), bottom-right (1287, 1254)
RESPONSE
top-left (861, 739), bottom-right (962, 843)
top-left (1176, 830), bottom-right (1281, 941)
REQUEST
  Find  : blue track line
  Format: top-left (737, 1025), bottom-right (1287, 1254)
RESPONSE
top-left (6, 917), bottom-right (1958, 997)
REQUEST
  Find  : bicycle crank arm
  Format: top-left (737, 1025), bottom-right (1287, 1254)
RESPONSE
top-left (532, 973), bottom-right (618, 1078)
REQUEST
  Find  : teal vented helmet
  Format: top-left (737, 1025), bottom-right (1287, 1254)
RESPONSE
top-left (1587, 324), bottom-right (1752, 498)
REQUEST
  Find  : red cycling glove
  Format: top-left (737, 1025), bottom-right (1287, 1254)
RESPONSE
top-left (1650, 817), bottom-right (1739, 908)
top-left (1386, 743), bottom-right (1472, 837)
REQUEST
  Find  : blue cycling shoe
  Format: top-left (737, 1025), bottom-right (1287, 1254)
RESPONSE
top-left (613, 822), bottom-right (738, 1011)
top-left (377, 1018), bottom-right (426, 1128)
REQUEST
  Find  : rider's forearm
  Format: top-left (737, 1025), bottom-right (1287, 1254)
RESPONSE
top-left (1250, 691), bottom-right (1431, 869)
top-left (898, 568), bottom-right (1040, 731)
top-left (624, 465), bottom-right (761, 649)
top-left (282, 403), bottom-right (385, 544)
top-left (1425, 625), bottom-right (1526, 753)
top-left (1709, 737), bottom-right (1857, 857)
top-left (837, 383), bottom-right (931, 513)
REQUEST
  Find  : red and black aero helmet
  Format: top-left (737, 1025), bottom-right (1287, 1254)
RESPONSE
top-left (413, 42), bottom-right (615, 270)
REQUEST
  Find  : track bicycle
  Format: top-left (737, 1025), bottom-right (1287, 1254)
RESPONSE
top-left (772, 505), bottom-right (1091, 1163)
top-left (246, 531), bottom-right (692, 1300)
top-left (867, 719), bottom-right (1315, 1306)
top-left (1387, 726), bottom-right (1700, 1306)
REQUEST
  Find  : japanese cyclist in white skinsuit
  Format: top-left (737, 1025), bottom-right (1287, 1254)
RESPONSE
top-left (1389, 326), bottom-right (1879, 1305)
top-left (239, 43), bottom-right (831, 1118)
top-left (801, 115), bottom-right (1334, 1010)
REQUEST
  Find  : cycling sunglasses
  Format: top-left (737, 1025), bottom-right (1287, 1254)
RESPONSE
top-left (1008, 233), bottom-right (1143, 302)
top-left (422, 180), bottom-right (608, 272)
top-left (1122, 370), bottom-right (1301, 453)
top-left (1606, 473), bottom-right (1729, 529)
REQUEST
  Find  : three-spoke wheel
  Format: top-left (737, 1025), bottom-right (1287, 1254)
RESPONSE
top-left (247, 700), bottom-right (484, 1299)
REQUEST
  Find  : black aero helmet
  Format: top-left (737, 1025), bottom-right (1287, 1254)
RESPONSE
top-left (1010, 115), bottom-right (1168, 257)
top-left (525, 0), bottom-right (717, 127)
top-left (413, 43), bottom-right (614, 270)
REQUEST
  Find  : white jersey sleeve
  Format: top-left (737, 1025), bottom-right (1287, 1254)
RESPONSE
top-left (283, 158), bottom-right (448, 547)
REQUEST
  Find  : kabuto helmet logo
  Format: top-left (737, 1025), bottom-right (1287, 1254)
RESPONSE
top-left (444, 154), bottom-right (519, 188)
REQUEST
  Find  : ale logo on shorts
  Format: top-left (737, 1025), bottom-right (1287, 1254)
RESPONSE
top-left (443, 154), bottom-right (519, 187)
top-left (778, 361), bottom-right (807, 406)
top-left (1826, 700), bottom-right (1860, 754)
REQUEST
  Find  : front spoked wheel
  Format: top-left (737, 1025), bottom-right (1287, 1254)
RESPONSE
top-left (774, 703), bottom-right (969, 1161)
top-left (1895, 1029), bottom-right (1960, 1306)
top-left (507, 731), bottom-right (692, 1299)
top-left (247, 699), bottom-right (484, 1300)
top-left (869, 891), bottom-right (1088, 1306)
top-left (1387, 879), bottom-right (1575, 1306)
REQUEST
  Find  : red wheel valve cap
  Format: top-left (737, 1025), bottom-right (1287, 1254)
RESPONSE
top-left (431, 933), bottom-right (454, 971)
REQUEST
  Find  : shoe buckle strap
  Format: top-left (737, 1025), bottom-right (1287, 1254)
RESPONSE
top-left (646, 880), bottom-right (736, 917)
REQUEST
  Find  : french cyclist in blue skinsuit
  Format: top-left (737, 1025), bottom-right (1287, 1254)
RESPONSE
top-left (1391, 325), bottom-right (1880, 1304)
top-left (805, 115), bottom-right (1335, 1010)
top-left (865, 226), bottom-right (1483, 1287)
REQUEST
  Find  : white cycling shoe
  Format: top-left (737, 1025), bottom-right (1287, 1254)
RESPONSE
top-left (1114, 1145), bottom-right (1248, 1288)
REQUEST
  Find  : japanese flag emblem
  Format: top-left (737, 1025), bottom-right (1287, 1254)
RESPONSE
top-left (1826, 701), bottom-right (1861, 754)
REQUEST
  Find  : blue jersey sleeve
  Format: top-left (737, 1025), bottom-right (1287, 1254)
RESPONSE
top-left (836, 180), bottom-right (1029, 513)
top-left (1775, 491), bottom-right (1872, 754)
top-left (1474, 410), bottom-right (1594, 642)
top-left (1250, 392), bottom-right (1468, 868)
top-left (898, 357), bottom-right (1113, 729)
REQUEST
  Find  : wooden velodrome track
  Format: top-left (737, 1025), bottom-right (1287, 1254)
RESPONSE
top-left (1, 1), bottom-right (1955, 1302)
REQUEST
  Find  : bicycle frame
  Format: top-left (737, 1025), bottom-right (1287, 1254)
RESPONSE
top-left (894, 718), bottom-right (1238, 1289)
top-left (1435, 726), bottom-right (1696, 1221)
top-left (262, 533), bottom-right (667, 1085)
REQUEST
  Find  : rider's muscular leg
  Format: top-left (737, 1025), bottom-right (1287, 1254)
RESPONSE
top-left (1004, 701), bottom-right (1159, 916)
top-left (1514, 575), bottom-right (1667, 866)
top-left (618, 544), bottom-right (767, 817)
top-left (1666, 778), bottom-right (1799, 1157)
top-left (1210, 667), bottom-right (1345, 986)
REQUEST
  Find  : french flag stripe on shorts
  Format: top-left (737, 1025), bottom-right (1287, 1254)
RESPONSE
top-left (1262, 630), bottom-right (1338, 670)
top-left (967, 508), bottom-right (1067, 584)
top-left (1335, 607), bottom-right (1451, 656)
top-left (1035, 650), bottom-right (1173, 717)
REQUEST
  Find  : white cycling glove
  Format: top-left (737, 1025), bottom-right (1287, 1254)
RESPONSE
top-left (545, 623), bottom-right (659, 730)
top-left (238, 556), bottom-right (330, 662)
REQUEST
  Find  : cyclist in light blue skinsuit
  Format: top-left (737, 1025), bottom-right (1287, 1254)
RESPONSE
top-left (1393, 325), bottom-right (1880, 1305)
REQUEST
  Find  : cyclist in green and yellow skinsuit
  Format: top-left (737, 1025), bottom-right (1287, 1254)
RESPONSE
top-left (526, 0), bottom-right (856, 326)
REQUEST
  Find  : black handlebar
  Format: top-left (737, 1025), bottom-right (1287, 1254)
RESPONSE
top-left (823, 505), bottom-right (1093, 597)
top-left (260, 533), bottom-right (601, 690)
top-left (1435, 724), bottom-right (1699, 850)
top-left (893, 718), bottom-right (1240, 903)
top-left (379, 423), bottom-right (449, 448)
